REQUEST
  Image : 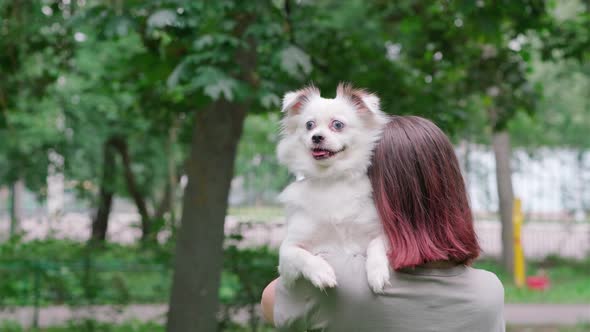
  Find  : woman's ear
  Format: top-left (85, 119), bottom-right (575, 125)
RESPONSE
top-left (281, 85), bottom-right (320, 116)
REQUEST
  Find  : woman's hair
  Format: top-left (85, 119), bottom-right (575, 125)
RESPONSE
top-left (369, 116), bottom-right (480, 270)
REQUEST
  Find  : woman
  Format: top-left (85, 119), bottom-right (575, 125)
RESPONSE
top-left (261, 116), bottom-right (505, 331)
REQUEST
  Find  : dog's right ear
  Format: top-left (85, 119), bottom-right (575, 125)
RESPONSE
top-left (281, 86), bottom-right (320, 116)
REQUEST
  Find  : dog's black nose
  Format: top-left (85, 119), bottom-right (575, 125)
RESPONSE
top-left (312, 135), bottom-right (324, 144)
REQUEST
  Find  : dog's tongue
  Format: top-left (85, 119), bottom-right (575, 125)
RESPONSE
top-left (312, 150), bottom-right (329, 157)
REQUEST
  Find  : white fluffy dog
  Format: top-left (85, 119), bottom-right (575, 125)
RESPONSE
top-left (277, 83), bottom-right (391, 293)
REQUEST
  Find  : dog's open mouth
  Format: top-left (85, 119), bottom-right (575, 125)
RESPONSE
top-left (311, 147), bottom-right (345, 160)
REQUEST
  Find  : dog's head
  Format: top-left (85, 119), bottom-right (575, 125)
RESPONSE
top-left (277, 83), bottom-right (388, 178)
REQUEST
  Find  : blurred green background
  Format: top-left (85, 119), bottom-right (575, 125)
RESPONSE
top-left (0, 0), bottom-right (589, 331)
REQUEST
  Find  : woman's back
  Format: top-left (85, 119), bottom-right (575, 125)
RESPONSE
top-left (274, 253), bottom-right (505, 332)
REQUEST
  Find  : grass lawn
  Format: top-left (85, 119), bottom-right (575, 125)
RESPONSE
top-left (0, 321), bottom-right (162, 332)
top-left (0, 320), bottom-right (276, 332)
top-left (474, 257), bottom-right (590, 304)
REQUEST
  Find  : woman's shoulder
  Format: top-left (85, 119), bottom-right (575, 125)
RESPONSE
top-left (464, 266), bottom-right (504, 289)
top-left (462, 266), bottom-right (505, 306)
top-left (390, 264), bottom-right (505, 308)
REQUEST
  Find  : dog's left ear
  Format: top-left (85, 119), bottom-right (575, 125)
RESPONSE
top-left (336, 83), bottom-right (381, 115)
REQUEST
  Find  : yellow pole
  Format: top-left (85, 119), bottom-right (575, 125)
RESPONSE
top-left (513, 198), bottom-right (526, 287)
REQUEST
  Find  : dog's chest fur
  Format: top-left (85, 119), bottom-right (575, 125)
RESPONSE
top-left (279, 175), bottom-right (381, 253)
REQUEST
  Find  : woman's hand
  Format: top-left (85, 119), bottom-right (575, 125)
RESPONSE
top-left (261, 278), bottom-right (279, 325)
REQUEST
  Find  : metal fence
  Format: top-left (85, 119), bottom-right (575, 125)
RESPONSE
top-left (457, 144), bottom-right (590, 223)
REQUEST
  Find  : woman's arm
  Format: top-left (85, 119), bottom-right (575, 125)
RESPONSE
top-left (261, 275), bottom-right (328, 330)
top-left (262, 253), bottom-right (358, 330)
top-left (261, 278), bottom-right (278, 324)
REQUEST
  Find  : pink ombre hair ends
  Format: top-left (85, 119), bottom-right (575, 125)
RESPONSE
top-left (369, 116), bottom-right (480, 270)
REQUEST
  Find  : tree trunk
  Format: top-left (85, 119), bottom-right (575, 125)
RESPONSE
top-left (91, 140), bottom-right (116, 242)
top-left (9, 179), bottom-right (23, 238)
top-left (166, 11), bottom-right (256, 330)
top-left (492, 130), bottom-right (515, 275)
top-left (113, 138), bottom-right (152, 241)
top-left (166, 100), bottom-right (246, 332)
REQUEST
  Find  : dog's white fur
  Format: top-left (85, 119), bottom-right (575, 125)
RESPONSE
top-left (277, 83), bottom-right (391, 293)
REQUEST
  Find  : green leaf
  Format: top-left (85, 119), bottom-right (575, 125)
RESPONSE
top-left (147, 9), bottom-right (179, 29)
top-left (279, 46), bottom-right (312, 79)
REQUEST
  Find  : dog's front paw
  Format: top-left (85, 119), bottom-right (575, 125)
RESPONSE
top-left (366, 261), bottom-right (391, 293)
top-left (302, 256), bottom-right (338, 290)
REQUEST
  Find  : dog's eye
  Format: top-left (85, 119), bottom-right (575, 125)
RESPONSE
top-left (305, 121), bottom-right (315, 130)
top-left (331, 120), bottom-right (345, 131)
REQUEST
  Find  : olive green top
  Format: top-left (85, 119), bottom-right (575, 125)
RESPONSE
top-left (274, 252), bottom-right (505, 332)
